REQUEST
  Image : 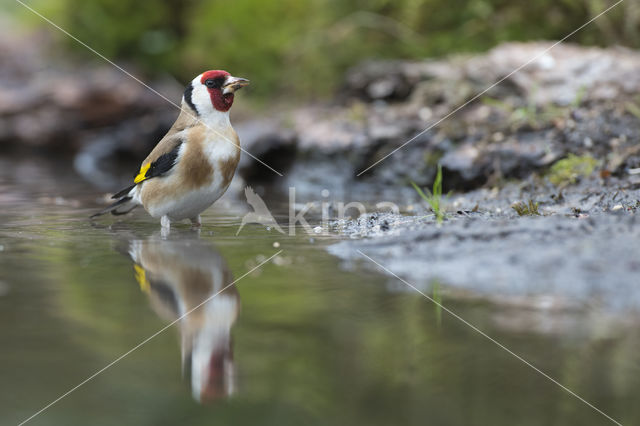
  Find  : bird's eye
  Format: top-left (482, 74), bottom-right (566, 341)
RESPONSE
top-left (204, 77), bottom-right (226, 89)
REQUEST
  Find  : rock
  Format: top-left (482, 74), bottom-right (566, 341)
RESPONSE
top-left (249, 42), bottom-right (640, 193)
top-left (342, 60), bottom-right (426, 101)
top-left (293, 107), bottom-right (368, 153)
top-left (479, 43), bottom-right (640, 106)
top-left (235, 118), bottom-right (296, 181)
top-left (0, 27), bottom-right (180, 155)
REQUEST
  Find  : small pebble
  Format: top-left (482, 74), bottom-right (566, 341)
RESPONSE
top-left (612, 204), bottom-right (623, 211)
top-left (418, 107), bottom-right (432, 121)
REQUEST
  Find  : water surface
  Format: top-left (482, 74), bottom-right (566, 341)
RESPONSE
top-left (1, 158), bottom-right (639, 425)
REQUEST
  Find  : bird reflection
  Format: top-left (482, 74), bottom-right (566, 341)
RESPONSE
top-left (127, 236), bottom-right (239, 403)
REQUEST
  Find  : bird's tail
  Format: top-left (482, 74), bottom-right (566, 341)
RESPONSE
top-left (90, 185), bottom-right (139, 219)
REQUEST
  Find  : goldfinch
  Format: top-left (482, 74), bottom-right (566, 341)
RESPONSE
top-left (91, 70), bottom-right (249, 230)
top-left (129, 237), bottom-right (239, 401)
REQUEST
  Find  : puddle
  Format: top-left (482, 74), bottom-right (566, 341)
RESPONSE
top-left (0, 158), bottom-right (639, 425)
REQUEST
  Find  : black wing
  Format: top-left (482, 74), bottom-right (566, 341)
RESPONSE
top-left (138, 142), bottom-right (182, 182)
top-left (111, 141), bottom-right (182, 200)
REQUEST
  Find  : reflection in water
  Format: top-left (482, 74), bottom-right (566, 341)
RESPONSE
top-left (127, 236), bottom-right (239, 403)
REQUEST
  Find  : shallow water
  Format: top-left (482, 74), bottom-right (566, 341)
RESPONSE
top-left (1, 158), bottom-right (639, 425)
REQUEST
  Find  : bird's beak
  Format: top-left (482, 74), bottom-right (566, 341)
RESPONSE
top-left (222, 76), bottom-right (250, 95)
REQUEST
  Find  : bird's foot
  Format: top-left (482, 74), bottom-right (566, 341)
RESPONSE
top-left (161, 215), bottom-right (171, 238)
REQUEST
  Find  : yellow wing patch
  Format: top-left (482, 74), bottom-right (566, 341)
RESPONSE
top-left (133, 264), bottom-right (150, 293)
top-left (134, 163), bottom-right (151, 184)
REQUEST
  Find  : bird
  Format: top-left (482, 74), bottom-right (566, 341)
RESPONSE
top-left (128, 236), bottom-right (239, 402)
top-left (236, 186), bottom-right (284, 235)
top-left (91, 70), bottom-right (249, 231)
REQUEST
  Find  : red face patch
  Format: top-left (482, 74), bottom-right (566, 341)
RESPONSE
top-left (200, 70), bottom-right (230, 84)
top-left (201, 70), bottom-right (233, 112)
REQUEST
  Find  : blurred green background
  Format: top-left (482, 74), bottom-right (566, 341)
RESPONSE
top-left (12, 0), bottom-right (639, 99)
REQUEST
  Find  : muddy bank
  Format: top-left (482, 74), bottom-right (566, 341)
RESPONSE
top-left (327, 176), bottom-right (640, 315)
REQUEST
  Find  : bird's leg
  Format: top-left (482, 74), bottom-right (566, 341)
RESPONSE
top-left (161, 215), bottom-right (171, 229)
top-left (160, 215), bottom-right (171, 238)
top-left (190, 215), bottom-right (202, 228)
